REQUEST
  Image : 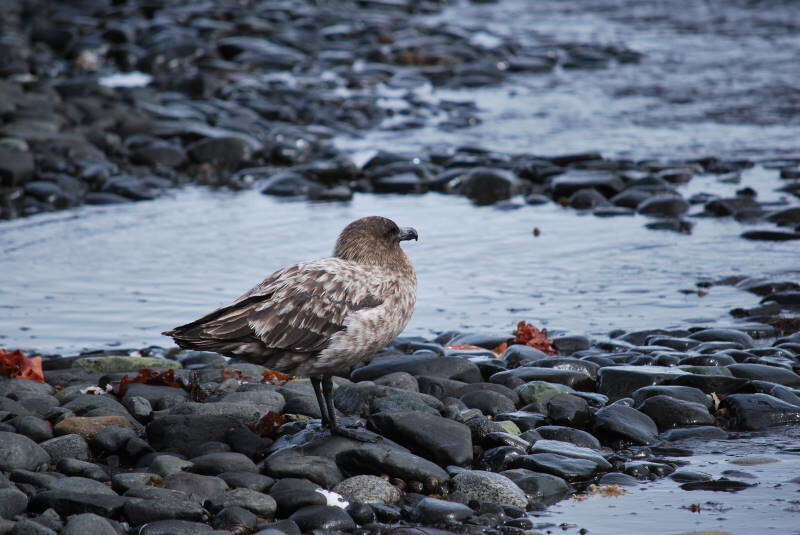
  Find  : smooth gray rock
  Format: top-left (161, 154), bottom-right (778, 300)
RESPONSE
top-left (40, 434), bottom-right (89, 462)
top-left (289, 505), bottom-right (355, 531)
top-left (368, 411), bottom-right (472, 466)
top-left (0, 432), bottom-right (50, 471)
top-left (501, 468), bottom-right (572, 499)
top-left (450, 470), bottom-right (527, 508)
top-left (593, 404), bottom-right (659, 445)
top-left (0, 488), bottom-right (28, 519)
top-left (332, 475), bottom-right (402, 505)
top-left (207, 488), bottom-right (276, 518)
top-left (61, 513), bottom-right (117, 535)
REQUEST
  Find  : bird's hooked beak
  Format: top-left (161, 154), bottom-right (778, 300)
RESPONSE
top-left (399, 227), bottom-right (418, 241)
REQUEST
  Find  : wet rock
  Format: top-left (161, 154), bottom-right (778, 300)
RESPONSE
top-left (663, 374), bottom-right (748, 395)
top-left (111, 472), bottom-right (155, 494)
top-left (550, 171), bottom-right (624, 199)
top-left (535, 426), bottom-right (601, 449)
top-left (217, 472), bottom-right (273, 493)
top-left (334, 382), bottom-right (442, 417)
top-left (501, 469), bottom-right (572, 499)
top-left (207, 488), bottom-right (276, 518)
top-left (61, 513), bottom-right (117, 535)
top-left (8, 518), bottom-right (57, 534)
top-left (632, 385), bottom-right (711, 409)
top-left (680, 479), bottom-right (754, 492)
top-left (569, 188), bottom-right (609, 209)
top-left (494, 411), bottom-right (547, 432)
top-left (593, 405), bottom-right (659, 445)
top-left (638, 395), bottom-right (714, 430)
top-left (191, 452), bottom-right (256, 475)
top-left (269, 478), bottom-right (326, 517)
top-left (123, 383), bottom-right (188, 410)
top-left (412, 497), bottom-right (473, 524)
top-left (56, 459), bottom-right (109, 481)
top-left (289, 505), bottom-right (355, 531)
top-left (262, 448), bottom-right (343, 488)
top-left (502, 345), bottom-right (550, 366)
top-left (10, 415), bottom-right (53, 442)
top-left (719, 393), bottom-right (800, 430)
top-left (49, 476), bottom-right (117, 496)
top-left (637, 194), bottom-right (689, 217)
top-left (514, 381), bottom-right (576, 412)
top-left (511, 453), bottom-right (599, 480)
top-left (30, 491), bottom-right (128, 518)
top-left (159, 474), bottom-right (228, 500)
top-left (623, 461), bottom-right (675, 479)
top-left (552, 335), bottom-right (591, 354)
top-left (689, 328), bottom-right (754, 347)
top-left (455, 168), bottom-right (519, 205)
top-left (449, 469), bottom-right (527, 508)
top-left (101, 175), bottom-right (159, 201)
top-left (597, 472), bottom-right (641, 487)
top-left (332, 475), bottom-right (402, 505)
top-left (368, 411), bottom-right (472, 466)
top-left (0, 432), bottom-right (50, 471)
top-left (491, 368), bottom-right (594, 390)
top-left (547, 393), bottom-right (591, 427)
top-left (123, 487), bottom-right (208, 525)
top-left (0, 487), bottom-right (28, 519)
top-left (597, 365), bottom-right (689, 400)
top-left (459, 389), bottom-right (516, 416)
top-left (187, 137), bottom-right (252, 168)
top-left (212, 506), bottom-right (257, 531)
top-left (529, 440), bottom-right (611, 469)
top-left (352, 353), bottom-right (482, 383)
top-left (147, 415), bottom-right (245, 455)
top-left (669, 470), bottom-right (712, 483)
top-left (0, 145), bottom-right (34, 187)
top-left (726, 363), bottom-right (800, 386)
top-left (136, 520), bottom-right (214, 535)
top-left (336, 443), bottom-right (450, 484)
top-left (55, 416), bottom-right (135, 440)
top-left (40, 434), bottom-right (89, 462)
top-left (91, 424), bottom-right (137, 453)
top-left (741, 230), bottom-right (800, 241)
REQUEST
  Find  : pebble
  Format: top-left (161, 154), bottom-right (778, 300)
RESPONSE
top-left (368, 411), bottom-right (473, 466)
top-left (0, 432), bottom-right (50, 471)
top-left (289, 505), bottom-right (356, 531)
top-left (332, 475), bottom-right (402, 505)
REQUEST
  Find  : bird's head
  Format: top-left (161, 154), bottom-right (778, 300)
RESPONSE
top-left (334, 216), bottom-right (418, 267)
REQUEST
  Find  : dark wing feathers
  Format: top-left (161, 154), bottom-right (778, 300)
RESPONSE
top-left (164, 259), bottom-right (384, 355)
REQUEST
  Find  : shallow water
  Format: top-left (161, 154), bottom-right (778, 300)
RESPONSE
top-left (540, 426), bottom-right (800, 535)
top-left (341, 0), bottom-right (800, 161)
top-left (0, 169), bottom-right (797, 353)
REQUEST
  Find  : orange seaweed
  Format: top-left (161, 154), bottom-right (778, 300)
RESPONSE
top-left (0, 349), bottom-right (45, 383)
top-left (495, 321), bottom-right (559, 356)
top-left (114, 368), bottom-right (181, 397)
top-left (250, 410), bottom-right (287, 436)
top-left (261, 369), bottom-right (290, 385)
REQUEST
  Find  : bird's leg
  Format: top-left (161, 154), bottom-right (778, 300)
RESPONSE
top-left (311, 377), bottom-right (330, 429)
top-left (321, 375), bottom-right (379, 442)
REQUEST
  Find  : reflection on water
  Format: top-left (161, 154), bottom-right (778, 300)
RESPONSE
top-left (1, 165), bottom-right (797, 353)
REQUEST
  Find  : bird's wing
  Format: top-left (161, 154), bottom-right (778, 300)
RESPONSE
top-left (165, 259), bottom-right (384, 354)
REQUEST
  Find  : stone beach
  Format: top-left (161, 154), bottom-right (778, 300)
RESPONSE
top-left (1, 315), bottom-right (800, 534)
top-left (2, 0), bottom-right (800, 533)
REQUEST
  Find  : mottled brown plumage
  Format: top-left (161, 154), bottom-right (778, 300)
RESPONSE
top-left (163, 216), bottom-right (417, 438)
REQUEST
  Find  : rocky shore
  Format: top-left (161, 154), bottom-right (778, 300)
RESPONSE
top-left (8, 0), bottom-right (800, 243)
top-left (1, 300), bottom-right (800, 534)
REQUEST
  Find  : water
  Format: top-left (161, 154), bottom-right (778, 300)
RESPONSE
top-left (1, 169), bottom-right (797, 353)
top-left (542, 426), bottom-right (800, 535)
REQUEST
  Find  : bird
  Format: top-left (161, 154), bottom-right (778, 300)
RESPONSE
top-left (163, 216), bottom-right (418, 440)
